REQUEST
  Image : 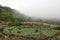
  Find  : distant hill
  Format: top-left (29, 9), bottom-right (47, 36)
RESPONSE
top-left (0, 5), bottom-right (31, 26)
top-left (0, 5), bottom-right (60, 25)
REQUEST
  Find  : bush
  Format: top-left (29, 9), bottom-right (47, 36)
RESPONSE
top-left (53, 27), bottom-right (60, 30)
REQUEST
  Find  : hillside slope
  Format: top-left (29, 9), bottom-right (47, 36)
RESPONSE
top-left (0, 5), bottom-right (28, 26)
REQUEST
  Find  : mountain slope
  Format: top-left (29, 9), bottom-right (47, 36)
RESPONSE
top-left (0, 5), bottom-right (28, 26)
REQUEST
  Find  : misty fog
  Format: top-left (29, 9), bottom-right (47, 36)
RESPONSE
top-left (0, 0), bottom-right (60, 19)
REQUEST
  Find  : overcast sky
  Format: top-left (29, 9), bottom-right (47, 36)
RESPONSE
top-left (0, 0), bottom-right (60, 19)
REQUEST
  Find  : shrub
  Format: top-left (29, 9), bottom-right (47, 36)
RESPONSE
top-left (53, 27), bottom-right (60, 30)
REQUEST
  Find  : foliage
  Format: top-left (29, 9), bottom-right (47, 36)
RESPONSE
top-left (53, 27), bottom-right (60, 30)
top-left (0, 5), bottom-right (29, 26)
